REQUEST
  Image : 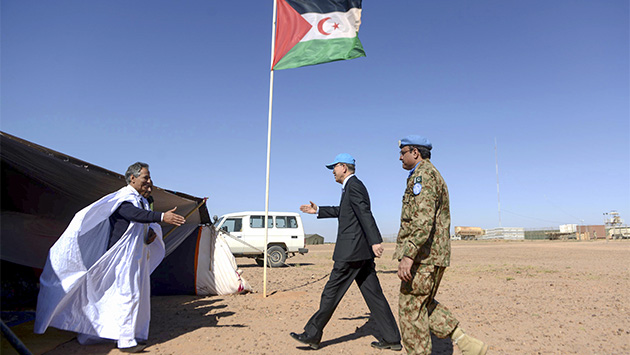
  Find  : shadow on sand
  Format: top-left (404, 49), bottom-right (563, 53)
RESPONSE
top-left (149, 295), bottom-right (243, 342)
top-left (238, 262), bottom-right (315, 269)
top-left (293, 313), bottom-right (453, 354)
top-left (44, 295), bottom-right (240, 354)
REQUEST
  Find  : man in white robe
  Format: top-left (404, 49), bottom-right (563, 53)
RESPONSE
top-left (34, 162), bottom-right (185, 353)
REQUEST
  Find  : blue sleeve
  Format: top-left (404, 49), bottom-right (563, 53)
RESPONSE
top-left (117, 202), bottom-right (162, 223)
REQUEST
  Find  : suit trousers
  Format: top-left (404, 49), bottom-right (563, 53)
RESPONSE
top-left (304, 259), bottom-right (401, 343)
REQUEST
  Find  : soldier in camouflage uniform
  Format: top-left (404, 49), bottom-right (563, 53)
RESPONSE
top-left (394, 135), bottom-right (488, 355)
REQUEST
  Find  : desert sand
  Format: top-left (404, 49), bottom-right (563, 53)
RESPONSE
top-left (44, 240), bottom-right (629, 354)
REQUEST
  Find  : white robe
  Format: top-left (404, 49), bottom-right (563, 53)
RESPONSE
top-left (34, 185), bottom-right (165, 344)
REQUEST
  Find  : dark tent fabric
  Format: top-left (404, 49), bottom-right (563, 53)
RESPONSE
top-left (151, 227), bottom-right (200, 295)
top-left (1, 131), bottom-right (210, 268)
top-left (0, 131), bottom-right (212, 307)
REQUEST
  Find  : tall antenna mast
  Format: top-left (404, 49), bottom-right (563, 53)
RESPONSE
top-left (495, 138), bottom-right (502, 227)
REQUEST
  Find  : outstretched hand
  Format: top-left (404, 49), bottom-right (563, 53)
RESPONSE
top-left (163, 207), bottom-right (186, 226)
top-left (300, 201), bottom-right (318, 214)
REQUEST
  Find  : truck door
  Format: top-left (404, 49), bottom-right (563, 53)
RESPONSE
top-left (219, 217), bottom-right (244, 254)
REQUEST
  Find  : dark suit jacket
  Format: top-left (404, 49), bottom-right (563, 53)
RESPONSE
top-left (318, 175), bottom-right (383, 261)
top-left (107, 201), bottom-right (162, 249)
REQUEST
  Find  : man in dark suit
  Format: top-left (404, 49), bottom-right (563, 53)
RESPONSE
top-left (290, 153), bottom-right (402, 351)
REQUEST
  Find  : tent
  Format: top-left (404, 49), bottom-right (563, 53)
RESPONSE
top-left (1, 131), bottom-right (250, 309)
top-left (152, 225), bottom-right (251, 296)
top-left (305, 234), bottom-right (325, 245)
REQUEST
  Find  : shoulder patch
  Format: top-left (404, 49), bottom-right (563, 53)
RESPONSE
top-left (414, 176), bottom-right (422, 184)
top-left (413, 183), bottom-right (422, 195)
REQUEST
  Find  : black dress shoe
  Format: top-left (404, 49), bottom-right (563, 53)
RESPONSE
top-left (371, 341), bottom-right (403, 351)
top-left (290, 331), bottom-right (321, 350)
top-left (119, 343), bottom-right (147, 353)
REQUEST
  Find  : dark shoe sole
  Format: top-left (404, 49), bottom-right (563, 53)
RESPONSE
top-left (371, 342), bottom-right (402, 351)
top-left (290, 332), bottom-right (321, 350)
top-left (119, 344), bottom-right (147, 353)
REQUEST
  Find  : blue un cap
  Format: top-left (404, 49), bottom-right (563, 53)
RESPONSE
top-left (326, 153), bottom-right (356, 170)
top-left (399, 135), bottom-right (432, 150)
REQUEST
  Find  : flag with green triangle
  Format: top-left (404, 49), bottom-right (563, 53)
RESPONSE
top-left (273, 0), bottom-right (365, 70)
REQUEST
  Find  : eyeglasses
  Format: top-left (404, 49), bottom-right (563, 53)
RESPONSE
top-left (399, 148), bottom-right (413, 156)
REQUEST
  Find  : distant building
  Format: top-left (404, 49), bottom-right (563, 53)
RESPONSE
top-left (381, 234), bottom-right (398, 243)
top-left (559, 224), bottom-right (577, 233)
top-left (305, 234), bottom-right (325, 245)
top-left (524, 227), bottom-right (559, 240)
top-left (481, 227), bottom-right (525, 240)
top-left (576, 225), bottom-right (606, 240)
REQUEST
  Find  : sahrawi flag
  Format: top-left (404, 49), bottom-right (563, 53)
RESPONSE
top-left (272, 0), bottom-right (365, 70)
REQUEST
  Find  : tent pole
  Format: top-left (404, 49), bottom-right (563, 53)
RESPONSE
top-left (162, 198), bottom-right (207, 241)
top-left (1, 320), bottom-right (32, 355)
top-left (263, 0), bottom-right (279, 298)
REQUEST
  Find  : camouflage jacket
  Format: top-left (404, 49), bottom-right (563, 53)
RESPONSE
top-left (393, 159), bottom-right (451, 267)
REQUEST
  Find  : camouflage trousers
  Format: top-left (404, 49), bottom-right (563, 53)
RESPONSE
top-left (398, 264), bottom-right (459, 355)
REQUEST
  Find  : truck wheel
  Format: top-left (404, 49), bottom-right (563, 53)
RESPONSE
top-left (267, 246), bottom-right (287, 268)
top-left (255, 258), bottom-right (264, 267)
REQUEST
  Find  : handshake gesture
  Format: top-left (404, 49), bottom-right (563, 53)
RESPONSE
top-left (300, 201), bottom-right (318, 214)
top-left (163, 206), bottom-right (186, 226)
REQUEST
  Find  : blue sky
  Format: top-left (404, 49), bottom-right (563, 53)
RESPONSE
top-left (2, 0), bottom-right (628, 241)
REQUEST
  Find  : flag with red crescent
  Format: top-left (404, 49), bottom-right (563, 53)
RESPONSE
top-left (272, 0), bottom-right (365, 70)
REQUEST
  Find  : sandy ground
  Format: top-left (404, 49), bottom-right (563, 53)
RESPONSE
top-left (44, 240), bottom-right (629, 354)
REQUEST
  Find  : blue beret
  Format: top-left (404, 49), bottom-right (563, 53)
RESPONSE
top-left (399, 135), bottom-right (432, 150)
top-left (325, 153), bottom-right (356, 170)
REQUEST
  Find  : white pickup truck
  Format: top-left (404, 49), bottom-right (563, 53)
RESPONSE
top-left (212, 211), bottom-right (308, 267)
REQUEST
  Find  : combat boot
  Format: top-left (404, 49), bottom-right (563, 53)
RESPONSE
top-left (451, 326), bottom-right (488, 355)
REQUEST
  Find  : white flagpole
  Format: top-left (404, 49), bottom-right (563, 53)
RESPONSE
top-left (495, 137), bottom-right (502, 228)
top-left (263, 0), bottom-right (279, 298)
